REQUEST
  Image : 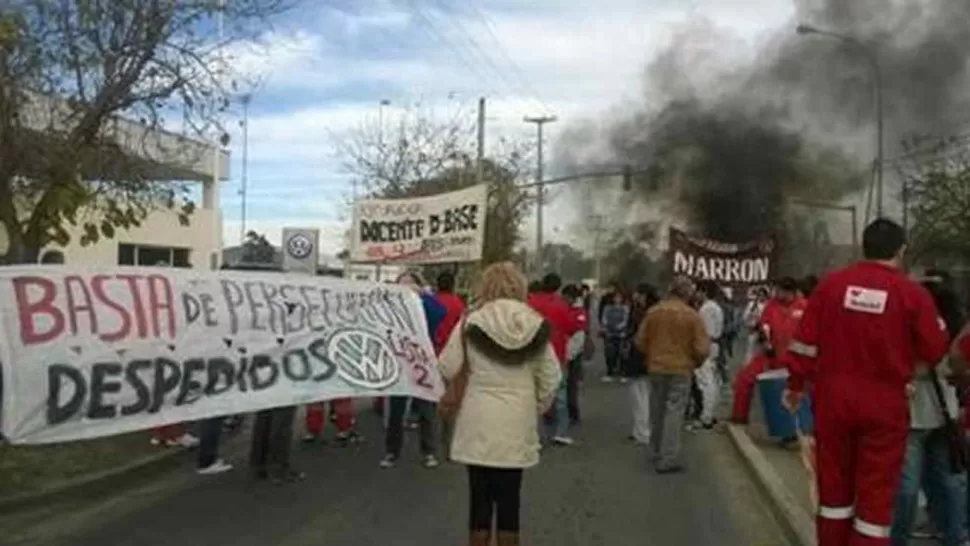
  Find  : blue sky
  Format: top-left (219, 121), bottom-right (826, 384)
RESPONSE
top-left (218, 0), bottom-right (795, 255)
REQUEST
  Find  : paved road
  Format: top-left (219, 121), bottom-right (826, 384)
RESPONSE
top-left (1, 375), bottom-right (787, 546)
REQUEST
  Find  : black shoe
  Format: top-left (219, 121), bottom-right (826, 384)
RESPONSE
top-left (656, 465), bottom-right (686, 475)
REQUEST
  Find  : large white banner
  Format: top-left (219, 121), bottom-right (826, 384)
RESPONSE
top-left (0, 266), bottom-right (443, 444)
top-left (350, 184), bottom-right (487, 264)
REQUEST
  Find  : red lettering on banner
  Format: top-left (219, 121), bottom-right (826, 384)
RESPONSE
top-left (147, 275), bottom-right (176, 339)
top-left (64, 275), bottom-right (98, 337)
top-left (14, 276), bottom-right (64, 345)
top-left (12, 274), bottom-right (179, 347)
top-left (91, 275), bottom-right (131, 342)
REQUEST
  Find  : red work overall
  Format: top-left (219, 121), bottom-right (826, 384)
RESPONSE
top-left (785, 261), bottom-right (947, 546)
top-left (731, 296), bottom-right (806, 423)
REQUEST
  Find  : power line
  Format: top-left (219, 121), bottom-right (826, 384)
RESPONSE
top-left (427, 1), bottom-right (547, 115)
top-left (462, 1), bottom-right (553, 115)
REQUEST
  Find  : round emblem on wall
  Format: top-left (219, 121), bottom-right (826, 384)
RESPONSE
top-left (286, 233), bottom-right (314, 259)
top-left (327, 328), bottom-right (400, 390)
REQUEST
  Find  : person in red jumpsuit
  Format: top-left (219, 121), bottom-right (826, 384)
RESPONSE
top-left (730, 277), bottom-right (806, 424)
top-left (782, 219), bottom-right (949, 546)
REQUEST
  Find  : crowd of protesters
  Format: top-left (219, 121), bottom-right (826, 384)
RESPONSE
top-left (124, 220), bottom-right (970, 546)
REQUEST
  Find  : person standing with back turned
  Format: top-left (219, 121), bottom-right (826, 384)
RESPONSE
top-left (782, 219), bottom-right (949, 546)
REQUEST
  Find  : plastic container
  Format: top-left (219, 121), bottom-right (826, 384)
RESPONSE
top-left (757, 368), bottom-right (814, 438)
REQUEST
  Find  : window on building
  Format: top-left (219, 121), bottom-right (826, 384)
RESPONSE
top-left (118, 243), bottom-right (192, 267)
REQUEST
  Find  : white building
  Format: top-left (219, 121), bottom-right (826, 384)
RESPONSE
top-left (0, 93), bottom-right (230, 269)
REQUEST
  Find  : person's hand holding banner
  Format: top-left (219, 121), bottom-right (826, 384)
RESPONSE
top-left (782, 388), bottom-right (803, 414)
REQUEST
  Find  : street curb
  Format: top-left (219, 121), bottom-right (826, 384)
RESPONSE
top-left (726, 424), bottom-right (816, 546)
top-left (0, 445), bottom-right (189, 516)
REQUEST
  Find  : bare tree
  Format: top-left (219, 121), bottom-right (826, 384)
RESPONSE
top-left (896, 135), bottom-right (970, 265)
top-left (335, 106), bottom-right (535, 266)
top-left (0, 0), bottom-right (290, 263)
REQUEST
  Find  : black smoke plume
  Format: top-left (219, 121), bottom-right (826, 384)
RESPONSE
top-left (558, 0), bottom-right (970, 246)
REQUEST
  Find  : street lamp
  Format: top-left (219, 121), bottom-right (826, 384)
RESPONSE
top-left (796, 24), bottom-right (885, 218)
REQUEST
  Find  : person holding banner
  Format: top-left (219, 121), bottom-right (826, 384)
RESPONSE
top-left (437, 261), bottom-right (562, 546)
top-left (381, 271), bottom-right (447, 469)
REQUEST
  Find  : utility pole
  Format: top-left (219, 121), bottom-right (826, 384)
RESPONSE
top-left (239, 93), bottom-right (251, 246)
top-left (524, 115), bottom-right (557, 276)
top-left (477, 97), bottom-right (486, 185)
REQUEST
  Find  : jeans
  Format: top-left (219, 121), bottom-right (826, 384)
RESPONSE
top-left (467, 465), bottom-right (524, 532)
top-left (197, 417), bottom-right (225, 469)
top-left (385, 396), bottom-right (436, 457)
top-left (566, 358), bottom-right (582, 423)
top-left (542, 377), bottom-right (569, 441)
top-left (649, 374), bottom-right (691, 470)
top-left (604, 336), bottom-right (624, 376)
top-left (891, 428), bottom-right (968, 546)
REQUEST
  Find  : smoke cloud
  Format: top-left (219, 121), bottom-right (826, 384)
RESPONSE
top-left (557, 0), bottom-right (970, 245)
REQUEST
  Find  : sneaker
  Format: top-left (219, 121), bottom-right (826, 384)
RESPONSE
top-left (380, 454), bottom-right (398, 468)
top-left (422, 454), bottom-right (441, 468)
top-left (619, 377), bottom-right (629, 384)
top-left (301, 433), bottom-right (319, 444)
top-left (196, 459), bottom-right (233, 475)
top-left (168, 433), bottom-right (200, 448)
top-left (600, 375), bottom-right (614, 383)
top-left (552, 436), bottom-right (575, 446)
top-left (406, 420), bottom-right (419, 431)
top-left (150, 437), bottom-right (162, 446)
top-left (335, 431), bottom-right (363, 446)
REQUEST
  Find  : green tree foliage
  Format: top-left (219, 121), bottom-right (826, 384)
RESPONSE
top-left (240, 230), bottom-right (276, 264)
top-left (0, 0), bottom-right (288, 263)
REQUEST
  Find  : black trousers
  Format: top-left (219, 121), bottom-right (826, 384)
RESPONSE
top-left (467, 465), bottom-right (523, 532)
top-left (385, 396), bottom-right (437, 457)
top-left (249, 406), bottom-right (296, 477)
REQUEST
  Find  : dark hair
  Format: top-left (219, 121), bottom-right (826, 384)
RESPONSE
top-left (800, 275), bottom-right (818, 297)
top-left (561, 284), bottom-right (582, 300)
top-left (541, 273), bottom-right (562, 292)
top-left (775, 276), bottom-right (798, 292)
top-left (436, 271), bottom-right (456, 292)
top-left (697, 280), bottom-right (720, 299)
top-left (862, 219), bottom-right (906, 260)
top-left (922, 278), bottom-right (965, 340)
top-left (636, 283), bottom-right (660, 307)
top-left (528, 280), bottom-right (542, 293)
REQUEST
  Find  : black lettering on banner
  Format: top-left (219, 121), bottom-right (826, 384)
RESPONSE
top-left (199, 293), bottom-right (219, 327)
top-left (248, 354), bottom-right (280, 391)
top-left (149, 358), bottom-right (182, 413)
top-left (299, 286), bottom-right (327, 332)
top-left (235, 356), bottom-right (250, 392)
top-left (428, 204), bottom-right (479, 236)
top-left (47, 364), bottom-right (87, 425)
top-left (243, 282), bottom-right (266, 331)
top-left (176, 358), bottom-right (206, 405)
top-left (220, 280), bottom-right (244, 334)
top-left (308, 338), bottom-right (337, 381)
top-left (88, 362), bottom-right (123, 419)
top-left (122, 359), bottom-right (153, 416)
top-left (283, 349), bottom-right (312, 381)
top-left (359, 219), bottom-right (425, 243)
top-left (183, 292), bottom-right (201, 325)
top-left (205, 358), bottom-right (236, 396)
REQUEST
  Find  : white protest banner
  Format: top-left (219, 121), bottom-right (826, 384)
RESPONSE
top-left (0, 266), bottom-right (443, 444)
top-left (350, 184), bottom-right (487, 264)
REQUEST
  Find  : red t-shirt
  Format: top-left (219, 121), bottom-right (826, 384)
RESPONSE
top-left (528, 291), bottom-right (585, 365)
top-left (434, 291), bottom-right (466, 355)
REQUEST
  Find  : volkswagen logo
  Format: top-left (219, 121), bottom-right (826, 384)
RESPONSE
top-left (326, 328), bottom-right (400, 390)
top-left (286, 233), bottom-right (314, 259)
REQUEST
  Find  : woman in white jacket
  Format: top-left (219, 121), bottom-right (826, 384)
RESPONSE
top-left (438, 261), bottom-right (562, 546)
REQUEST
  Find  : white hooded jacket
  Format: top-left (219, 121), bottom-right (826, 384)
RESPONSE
top-left (438, 298), bottom-right (562, 469)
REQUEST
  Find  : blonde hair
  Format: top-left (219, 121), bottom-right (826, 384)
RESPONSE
top-left (476, 261), bottom-right (528, 303)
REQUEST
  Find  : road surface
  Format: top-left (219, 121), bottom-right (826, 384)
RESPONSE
top-left (1, 375), bottom-right (787, 546)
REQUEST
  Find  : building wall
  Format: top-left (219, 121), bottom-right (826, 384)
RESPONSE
top-left (0, 206), bottom-right (221, 270)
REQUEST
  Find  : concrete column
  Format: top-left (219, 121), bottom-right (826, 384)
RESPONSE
top-left (203, 145), bottom-right (223, 270)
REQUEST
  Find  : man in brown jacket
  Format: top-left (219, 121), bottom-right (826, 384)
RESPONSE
top-left (634, 275), bottom-right (711, 473)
